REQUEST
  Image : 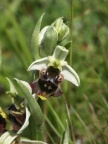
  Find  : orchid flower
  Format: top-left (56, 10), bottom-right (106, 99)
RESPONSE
top-left (28, 45), bottom-right (80, 100)
top-left (0, 107), bottom-right (30, 144)
top-left (0, 78), bottom-right (31, 144)
top-left (28, 45), bottom-right (80, 86)
top-left (0, 77), bottom-right (46, 144)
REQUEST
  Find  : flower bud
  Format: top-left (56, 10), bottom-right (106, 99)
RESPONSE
top-left (39, 25), bottom-right (58, 57)
top-left (54, 18), bottom-right (69, 41)
top-left (54, 17), bottom-right (63, 31)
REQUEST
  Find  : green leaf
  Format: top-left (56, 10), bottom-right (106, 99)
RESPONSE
top-left (45, 116), bottom-right (61, 137)
top-left (61, 120), bottom-right (69, 144)
top-left (14, 78), bottom-right (44, 128)
top-left (31, 13), bottom-right (45, 60)
top-left (5, 28), bottom-right (27, 70)
top-left (0, 0), bottom-right (22, 32)
top-left (3, 2), bottom-right (32, 66)
top-left (46, 101), bottom-right (65, 131)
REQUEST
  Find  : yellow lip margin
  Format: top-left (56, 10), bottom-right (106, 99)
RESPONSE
top-left (39, 95), bottom-right (47, 100)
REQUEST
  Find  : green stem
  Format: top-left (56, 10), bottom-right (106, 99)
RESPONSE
top-left (68, 0), bottom-right (76, 143)
top-left (69, 0), bottom-right (73, 66)
top-left (0, 46), bottom-right (2, 70)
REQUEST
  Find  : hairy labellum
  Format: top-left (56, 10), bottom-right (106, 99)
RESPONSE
top-left (8, 104), bottom-right (26, 132)
top-left (31, 66), bottom-right (64, 98)
top-left (0, 115), bottom-right (6, 134)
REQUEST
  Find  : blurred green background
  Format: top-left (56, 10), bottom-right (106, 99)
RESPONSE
top-left (0, 0), bottom-right (108, 143)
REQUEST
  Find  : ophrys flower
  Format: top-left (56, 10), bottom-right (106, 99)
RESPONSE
top-left (28, 45), bottom-right (80, 100)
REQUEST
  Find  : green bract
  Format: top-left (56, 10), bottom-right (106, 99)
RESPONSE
top-left (54, 17), bottom-right (69, 41)
top-left (31, 14), bottom-right (70, 58)
top-left (14, 79), bottom-right (44, 126)
top-left (28, 45), bottom-right (80, 87)
top-left (39, 25), bottom-right (58, 57)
